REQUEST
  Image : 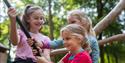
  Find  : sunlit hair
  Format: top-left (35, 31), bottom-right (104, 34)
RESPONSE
top-left (22, 4), bottom-right (45, 31)
top-left (60, 24), bottom-right (89, 48)
top-left (67, 10), bottom-right (95, 36)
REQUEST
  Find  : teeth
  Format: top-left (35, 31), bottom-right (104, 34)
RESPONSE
top-left (36, 23), bottom-right (41, 26)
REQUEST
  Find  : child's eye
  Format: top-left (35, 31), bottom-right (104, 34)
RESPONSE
top-left (40, 17), bottom-right (43, 20)
top-left (71, 21), bottom-right (76, 23)
top-left (62, 37), bottom-right (71, 40)
top-left (34, 17), bottom-right (39, 19)
top-left (65, 37), bottom-right (70, 40)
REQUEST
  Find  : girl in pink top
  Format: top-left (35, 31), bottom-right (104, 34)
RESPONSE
top-left (8, 4), bottom-right (51, 63)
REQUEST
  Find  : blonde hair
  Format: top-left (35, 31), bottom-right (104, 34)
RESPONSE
top-left (67, 10), bottom-right (96, 36)
top-left (60, 24), bottom-right (89, 48)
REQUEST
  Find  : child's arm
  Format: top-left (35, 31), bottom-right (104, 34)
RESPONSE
top-left (42, 37), bottom-right (51, 61)
top-left (40, 39), bottom-right (64, 49)
top-left (8, 7), bottom-right (20, 46)
top-left (43, 49), bottom-right (51, 61)
top-left (28, 38), bottom-right (64, 49)
top-left (49, 39), bottom-right (64, 49)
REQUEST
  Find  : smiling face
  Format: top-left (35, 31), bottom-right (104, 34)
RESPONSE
top-left (67, 16), bottom-right (81, 25)
top-left (61, 30), bottom-right (83, 51)
top-left (28, 9), bottom-right (44, 32)
top-left (60, 24), bottom-right (88, 53)
top-left (67, 10), bottom-right (91, 33)
top-left (67, 15), bottom-right (89, 33)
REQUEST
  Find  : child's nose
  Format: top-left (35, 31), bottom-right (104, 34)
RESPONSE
top-left (63, 41), bottom-right (67, 44)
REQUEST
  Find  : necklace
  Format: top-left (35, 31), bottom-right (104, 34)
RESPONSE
top-left (69, 54), bottom-right (75, 60)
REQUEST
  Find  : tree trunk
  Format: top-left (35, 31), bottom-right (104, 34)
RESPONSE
top-left (48, 0), bottom-right (54, 40)
top-left (105, 46), bottom-right (110, 63)
top-left (0, 52), bottom-right (8, 63)
top-left (96, 0), bottom-right (104, 63)
top-left (0, 26), bottom-right (1, 37)
top-left (94, 0), bottom-right (125, 35)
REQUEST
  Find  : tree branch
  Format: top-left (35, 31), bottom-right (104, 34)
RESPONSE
top-left (94, 0), bottom-right (125, 35)
top-left (50, 48), bottom-right (68, 56)
top-left (99, 33), bottom-right (125, 45)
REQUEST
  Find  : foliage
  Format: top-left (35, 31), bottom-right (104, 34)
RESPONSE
top-left (0, 0), bottom-right (125, 63)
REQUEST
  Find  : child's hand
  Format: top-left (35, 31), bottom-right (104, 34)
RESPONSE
top-left (7, 7), bottom-right (17, 18)
top-left (27, 38), bottom-right (43, 48)
top-left (35, 41), bottom-right (43, 48)
top-left (36, 56), bottom-right (46, 63)
top-left (27, 38), bottom-right (34, 46)
top-left (36, 56), bottom-right (52, 63)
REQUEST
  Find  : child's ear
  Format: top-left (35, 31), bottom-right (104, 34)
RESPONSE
top-left (77, 36), bottom-right (83, 43)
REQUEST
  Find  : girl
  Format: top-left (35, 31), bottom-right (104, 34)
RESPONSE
top-left (41, 9), bottom-right (99, 63)
top-left (8, 4), bottom-right (51, 63)
top-left (59, 24), bottom-right (92, 63)
top-left (37, 24), bottom-right (92, 63)
top-left (67, 10), bottom-right (100, 63)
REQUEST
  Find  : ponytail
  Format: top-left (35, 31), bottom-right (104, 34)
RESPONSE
top-left (22, 4), bottom-right (33, 30)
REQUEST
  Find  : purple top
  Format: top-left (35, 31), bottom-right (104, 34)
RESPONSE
top-left (16, 29), bottom-right (50, 61)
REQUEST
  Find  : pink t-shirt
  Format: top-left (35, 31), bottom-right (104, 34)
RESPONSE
top-left (62, 51), bottom-right (92, 63)
top-left (16, 29), bottom-right (50, 61)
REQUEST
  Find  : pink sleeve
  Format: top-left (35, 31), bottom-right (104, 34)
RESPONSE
top-left (42, 36), bottom-right (51, 48)
top-left (42, 36), bottom-right (51, 61)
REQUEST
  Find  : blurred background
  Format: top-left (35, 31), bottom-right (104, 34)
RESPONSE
top-left (0, 0), bottom-right (125, 63)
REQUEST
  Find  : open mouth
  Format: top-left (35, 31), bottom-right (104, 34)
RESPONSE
top-left (35, 23), bottom-right (42, 27)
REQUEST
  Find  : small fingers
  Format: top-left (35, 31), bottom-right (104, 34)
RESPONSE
top-left (27, 38), bottom-right (34, 46)
top-left (8, 7), bottom-right (17, 18)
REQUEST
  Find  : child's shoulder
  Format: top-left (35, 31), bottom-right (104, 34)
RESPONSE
top-left (88, 35), bottom-right (97, 42)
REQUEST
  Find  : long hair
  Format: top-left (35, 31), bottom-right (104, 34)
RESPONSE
top-left (22, 4), bottom-right (45, 31)
top-left (60, 24), bottom-right (89, 49)
top-left (67, 10), bottom-right (96, 36)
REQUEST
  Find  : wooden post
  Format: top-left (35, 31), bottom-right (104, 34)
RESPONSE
top-left (0, 43), bottom-right (8, 63)
top-left (0, 52), bottom-right (8, 63)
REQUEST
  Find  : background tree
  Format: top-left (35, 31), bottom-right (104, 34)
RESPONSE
top-left (0, 0), bottom-right (125, 63)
